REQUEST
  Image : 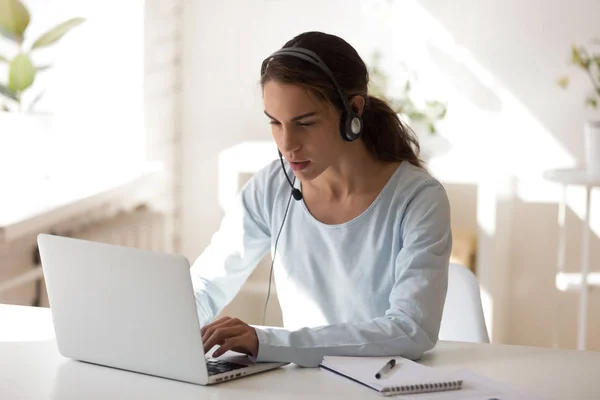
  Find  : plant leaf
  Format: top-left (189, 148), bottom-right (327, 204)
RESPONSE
top-left (585, 96), bottom-right (598, 109)
top-left (557, 76), bottom-right (569, 88)
top-left (8, 53), bottom-right (36, 92)
top-left (31, 17), bottom-right (86, 50)
top-left (408, 111), bottom-right (427, 121)
top-left (428, 122), bottom-right (436, 134)
top-left (571, 44), bottom-right (589, 69)
top-left (0, 82), bottom-right (18, 101)
top-left (0, 0), bottom-right (31, 43)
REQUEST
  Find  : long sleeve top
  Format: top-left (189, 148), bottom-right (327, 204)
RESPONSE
top-left (190, 159), bottom-right (452, 367)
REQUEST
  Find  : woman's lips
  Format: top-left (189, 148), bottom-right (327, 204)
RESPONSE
top-left (290, 161), bottom-right (310, 171)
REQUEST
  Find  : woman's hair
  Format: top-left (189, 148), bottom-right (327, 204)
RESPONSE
top-left (260, 31), bottom-right (423, 168)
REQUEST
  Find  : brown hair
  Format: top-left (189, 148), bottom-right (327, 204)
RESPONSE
top-left (260, 31), bottom-right (423, 168)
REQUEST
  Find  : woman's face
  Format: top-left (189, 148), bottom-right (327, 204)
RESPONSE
top-left (263, 80), bottom-right (343, 182)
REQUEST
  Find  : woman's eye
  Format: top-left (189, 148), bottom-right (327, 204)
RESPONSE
top-left (269, 120), bottom-right (281, 126)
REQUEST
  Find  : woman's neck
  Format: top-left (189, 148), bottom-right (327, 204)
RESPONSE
top-left (306, 142), bottom-right (400, 201)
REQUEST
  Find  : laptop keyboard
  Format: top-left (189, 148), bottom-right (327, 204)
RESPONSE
top-left (206, 359), bottom-right (248, 376)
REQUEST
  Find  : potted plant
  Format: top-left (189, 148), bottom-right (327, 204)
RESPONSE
top-left (557, 38), bottom-right (600, 175)
top-left (368, 51), bottom-right (448, 161)
top-left (0, 0), bottom-right (84, 180)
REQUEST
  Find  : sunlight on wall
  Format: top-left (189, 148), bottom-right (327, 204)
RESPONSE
top-left (359, 0), bottom-right (575, 182)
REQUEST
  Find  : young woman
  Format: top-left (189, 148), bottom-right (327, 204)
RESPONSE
top-left (191, 31), bottom-right (452, 368)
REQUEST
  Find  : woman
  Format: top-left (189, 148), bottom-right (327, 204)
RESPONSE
top-left (191, 31), bottom-right (452, 368)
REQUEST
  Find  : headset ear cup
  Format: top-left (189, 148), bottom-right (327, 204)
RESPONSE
top-left (344, 114), bottom-right (362, 141)
top-left (339, 110), bottom-right (360, 141)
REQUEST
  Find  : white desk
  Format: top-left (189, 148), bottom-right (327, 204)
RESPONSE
top-left (1, 304), bottom-right (599, 399)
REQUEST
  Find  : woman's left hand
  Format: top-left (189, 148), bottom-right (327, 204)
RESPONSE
top-left (201, 316), bottom-right (259, 358)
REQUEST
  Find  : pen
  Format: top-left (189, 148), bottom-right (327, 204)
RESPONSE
top-left (375, 359), bottom-right (396, 379)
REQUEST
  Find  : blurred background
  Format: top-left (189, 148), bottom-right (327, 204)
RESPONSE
top-left (1, 0), bottom-right (599, 352)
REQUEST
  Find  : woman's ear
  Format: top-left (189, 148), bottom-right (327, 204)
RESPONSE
top-left (350, 95), bottom-right (366, 117)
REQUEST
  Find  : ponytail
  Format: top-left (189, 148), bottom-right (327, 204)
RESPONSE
top-left (361, 96), bottom-right (423, 168)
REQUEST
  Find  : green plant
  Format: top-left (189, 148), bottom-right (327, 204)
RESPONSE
top-left (368, 51), bottom-right (447, 135)
top-left (0, 0), bottom-right (85, 112)
top-left (557, 38), bottom-right (600, 110)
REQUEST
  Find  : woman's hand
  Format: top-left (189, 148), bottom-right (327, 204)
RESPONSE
top-left (201, 316), bottom-right (259, 358)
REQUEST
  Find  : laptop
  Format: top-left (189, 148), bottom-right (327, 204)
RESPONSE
top-left (37, 233), bottom-right (288, 385)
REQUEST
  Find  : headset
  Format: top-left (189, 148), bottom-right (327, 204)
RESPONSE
top-left (261, 47), bottom-right (364, 144)
top-left (260, 46), bottom-right (363, 324)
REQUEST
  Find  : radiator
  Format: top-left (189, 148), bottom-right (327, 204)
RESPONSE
top-left (0, 205), bottom-right (169, 307)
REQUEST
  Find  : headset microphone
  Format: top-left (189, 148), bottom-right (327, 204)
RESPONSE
top-left (278, 150), bottom-right (303, 201)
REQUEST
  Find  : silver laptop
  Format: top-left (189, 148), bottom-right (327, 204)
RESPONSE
top-left (37, 233), bottom-right (287, 385)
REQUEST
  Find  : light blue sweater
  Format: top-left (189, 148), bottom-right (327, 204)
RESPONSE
top-left (190, 159), bottom-right (452, 367)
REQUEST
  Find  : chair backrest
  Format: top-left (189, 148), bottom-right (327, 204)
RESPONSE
top-left (439, 263), bottom-right (490, 343)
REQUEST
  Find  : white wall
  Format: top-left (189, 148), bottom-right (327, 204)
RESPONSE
top-left (181, 0), bottom-right (600, 349)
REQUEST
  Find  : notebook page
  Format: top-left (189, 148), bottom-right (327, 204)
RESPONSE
top-left (321, 356), bottom-right (462, 392)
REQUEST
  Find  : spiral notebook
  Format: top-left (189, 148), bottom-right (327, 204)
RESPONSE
top-left (319, 356), bottom-right (463, 396)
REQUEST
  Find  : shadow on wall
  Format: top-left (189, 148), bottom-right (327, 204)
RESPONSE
top-left (426, 42), bottom-right (503, 113)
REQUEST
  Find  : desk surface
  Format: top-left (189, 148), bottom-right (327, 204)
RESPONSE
top-left (1, 304), bottom-right (599, 399)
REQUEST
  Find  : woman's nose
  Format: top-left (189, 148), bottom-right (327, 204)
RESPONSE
top-left (279, 125), bottom-right (302, 153)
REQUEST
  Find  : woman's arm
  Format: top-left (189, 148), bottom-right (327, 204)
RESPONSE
top-left (253, 180), bottom-right (452, 367)
top-left (190, 171), bottom-right (272, 327)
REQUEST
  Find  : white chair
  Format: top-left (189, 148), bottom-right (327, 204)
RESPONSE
top-left (439, 263), bottom-right (490, 343)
